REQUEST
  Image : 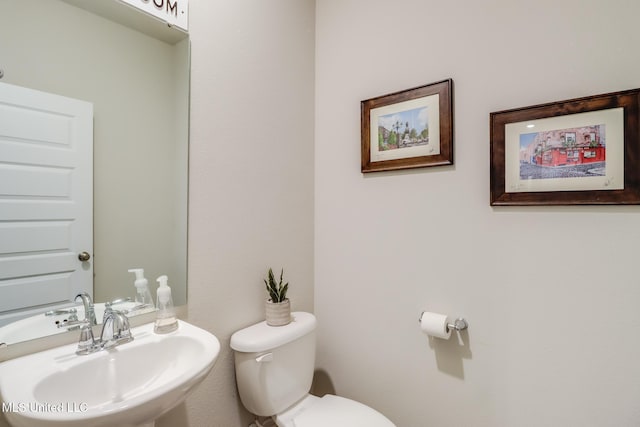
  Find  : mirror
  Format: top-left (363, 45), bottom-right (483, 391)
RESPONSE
top-left (0, 0), bottom-right (189, 345)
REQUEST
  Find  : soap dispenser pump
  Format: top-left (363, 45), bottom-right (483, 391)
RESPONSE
top-left (154, 275), bottom-right (178, 334)
top-left (128, 268), bottom-right (154, 308)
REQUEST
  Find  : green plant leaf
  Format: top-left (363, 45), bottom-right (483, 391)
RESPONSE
top-left (263, 267), bottom-right (289, 302)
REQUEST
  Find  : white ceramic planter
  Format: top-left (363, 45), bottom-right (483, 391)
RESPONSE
top-left (265, 299), bottom-right (291, 326)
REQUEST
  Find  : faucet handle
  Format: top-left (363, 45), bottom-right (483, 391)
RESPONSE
top-left (76, 322), bottom-right (98, 355)
top-left (118, 313), bottom-right (133, 344)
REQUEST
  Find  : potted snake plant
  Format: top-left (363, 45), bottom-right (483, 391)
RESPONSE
top-left (264, 268), bottom-right (291, 326)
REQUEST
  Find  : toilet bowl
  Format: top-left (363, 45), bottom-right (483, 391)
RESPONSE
top-left (275, 393), bottom-right (394, 427)
top-left (230, 312), bottom-right (395, 427)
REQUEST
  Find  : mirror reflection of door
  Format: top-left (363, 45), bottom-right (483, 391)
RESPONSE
top-left (0, 82), bottom-right (93, 327)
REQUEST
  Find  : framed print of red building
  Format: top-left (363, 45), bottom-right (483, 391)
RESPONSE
top-left (520, 125), bottom-right (605, 170)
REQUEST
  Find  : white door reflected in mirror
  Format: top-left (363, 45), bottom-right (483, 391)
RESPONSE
top-left (0, 82), bottom-right (93, 327)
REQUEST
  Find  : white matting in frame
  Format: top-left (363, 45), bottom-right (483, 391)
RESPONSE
top-left (504, 107), bottom-right (624, 193)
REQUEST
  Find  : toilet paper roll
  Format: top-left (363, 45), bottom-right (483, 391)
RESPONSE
top-left (420, 312), bottom-right (451, 339)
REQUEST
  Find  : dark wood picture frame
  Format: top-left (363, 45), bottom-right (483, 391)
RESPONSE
top-left (361, 79), bottom-right (453, 173)
top-left (490, 88), bottom-right (640, 205)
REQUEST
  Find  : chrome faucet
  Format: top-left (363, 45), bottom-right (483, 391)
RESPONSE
top-left (100, 311), bottom-right (133, 348)
top-left (76, 310), bottom-right (134, 355)
top-left (75, 292), bottom-right (97, 326)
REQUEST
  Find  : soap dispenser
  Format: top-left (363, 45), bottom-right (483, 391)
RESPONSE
top-left (154, 275), bottom-right (178, 334)
top-left (128, 268), bottom-right (154, 308)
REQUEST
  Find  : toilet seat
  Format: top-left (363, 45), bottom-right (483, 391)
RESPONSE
top-left (276, 394), bottom-right (395, 427)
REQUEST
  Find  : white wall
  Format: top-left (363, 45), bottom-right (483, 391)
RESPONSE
top-left (315, 1), bottom-right (640, 426)
top-left (158, 0), bottom-right (316, 426)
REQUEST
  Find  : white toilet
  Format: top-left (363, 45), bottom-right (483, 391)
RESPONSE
top-left (230, 311), bottom-right (396, 427)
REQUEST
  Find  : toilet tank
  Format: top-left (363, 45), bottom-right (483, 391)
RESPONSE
top-left (230, 312), bottom-right (317, 417)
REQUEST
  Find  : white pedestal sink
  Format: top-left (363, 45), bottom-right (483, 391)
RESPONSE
top-left (0, 320), bottom-right (220, 427)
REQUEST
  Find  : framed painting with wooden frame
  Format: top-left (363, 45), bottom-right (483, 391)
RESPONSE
top-left (490, 88), bottom-right (640, 206)
top-left (361, 79), bottom-right (453, 173)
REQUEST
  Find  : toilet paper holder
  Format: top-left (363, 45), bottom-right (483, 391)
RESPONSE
top-left (419, 312), bottom-right (469, 332)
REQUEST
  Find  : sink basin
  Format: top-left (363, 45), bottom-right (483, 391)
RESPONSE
top-left (0, 320), bottom-right (220, 427)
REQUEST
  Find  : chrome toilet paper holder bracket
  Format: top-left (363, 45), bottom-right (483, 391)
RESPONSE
top-left (419, 312), bottom-right (469, 332)
top-left (447, 317), bottom-right (468, 332)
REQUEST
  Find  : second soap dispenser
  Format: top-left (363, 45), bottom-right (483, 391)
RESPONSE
top-left (128, 268), bottom-right (154, 308)
top-left (154, 275), bottom-right (178, 334)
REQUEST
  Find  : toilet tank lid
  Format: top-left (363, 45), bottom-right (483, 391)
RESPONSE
top-left (230, 311), bottom-right (316, 353)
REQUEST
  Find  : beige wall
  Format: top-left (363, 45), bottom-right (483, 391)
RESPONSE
top-left (160, 0), bottom-right (316, 426)
top-left (315, 1), bottom-right (640, 426)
